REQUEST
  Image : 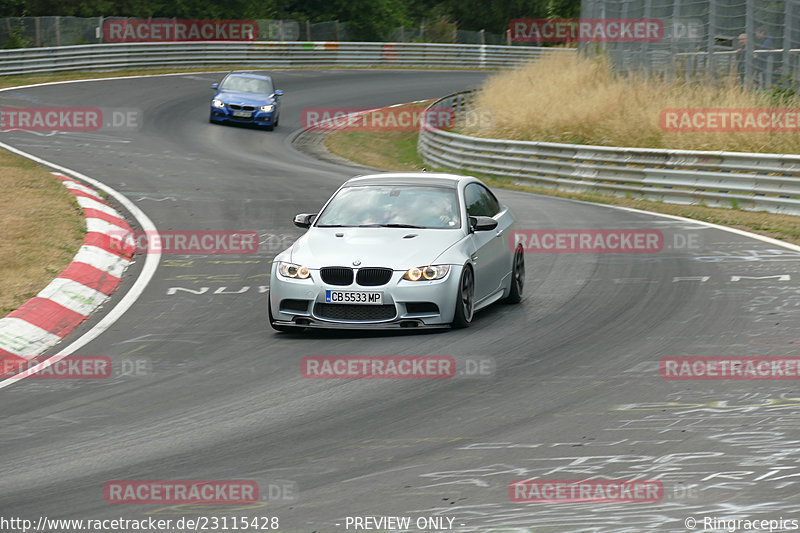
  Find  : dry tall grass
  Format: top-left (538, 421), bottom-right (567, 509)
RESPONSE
top-left (468, 53), bottom-right (800, 154)
top-left (0, 151), bottom-right (85, 314)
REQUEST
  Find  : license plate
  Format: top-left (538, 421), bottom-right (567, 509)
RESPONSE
top-left (232, 110), bottom-right (252, 118)
top-left (325, 290), bottom-right (383, 305)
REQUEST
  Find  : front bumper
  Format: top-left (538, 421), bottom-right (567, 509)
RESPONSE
top-left (268, 265), bottom-right (463, 330)
top-left (210, 106), bottom-right (276, 126)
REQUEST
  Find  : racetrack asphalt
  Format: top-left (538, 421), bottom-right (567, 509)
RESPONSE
top-left (1, 69), bottom-right (800, 532)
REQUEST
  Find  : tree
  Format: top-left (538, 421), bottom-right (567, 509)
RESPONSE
top-left (0, 0), bottom-right (582, 38)
top-left (439, 0), bottom-right (551, 34)
top-left (0, 0), bottom-right (25, 17)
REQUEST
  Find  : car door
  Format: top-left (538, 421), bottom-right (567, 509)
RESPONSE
top-left (464, 183), bottom-right (512, 303)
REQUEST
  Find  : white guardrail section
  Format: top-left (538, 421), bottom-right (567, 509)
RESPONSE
top-left (419, 91), bottom-right (800, 216)
top-left (0, 41), bottom-right (572, 75)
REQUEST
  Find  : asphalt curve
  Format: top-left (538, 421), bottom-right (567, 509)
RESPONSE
top-left (2, 70), bottom-right (800, 532)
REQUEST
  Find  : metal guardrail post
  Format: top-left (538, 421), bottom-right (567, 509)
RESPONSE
top-left (744, 0), bottom-right (754, 89)
top-left (707, 0), bottom-right (716, 79)
top-left (784, 2), bottom-right (794, 86)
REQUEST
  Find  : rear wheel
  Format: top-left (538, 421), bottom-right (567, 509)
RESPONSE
top-left (505, 246), bottom-right (524, 304)
top-left (451, 266), bottom-right (474, 329)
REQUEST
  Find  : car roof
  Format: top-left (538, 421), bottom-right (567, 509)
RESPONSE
top-left (226, 72), bottom-right (272, 81)
top-left (344, 172), bottom-right (470, 189)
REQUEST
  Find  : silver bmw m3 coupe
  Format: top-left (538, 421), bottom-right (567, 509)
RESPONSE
top-left (268, 172), bottom-right (524, 331)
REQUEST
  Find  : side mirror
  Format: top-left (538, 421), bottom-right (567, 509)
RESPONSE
top-left (293, 213), bottom-right (317, 228)
top-left (210, 83), bottom-right (219, 90)
top-left (469, 216), bottom-right (498, 232)
top-left (273, 89), bottom-right (284, 97)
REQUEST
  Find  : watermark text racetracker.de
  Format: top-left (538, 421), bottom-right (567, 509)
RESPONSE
top-left (0, 108), bottom-right (142, 132)
top-left (509, 479), bottom-right (663, 503)
top-left (661, 356), bottom-right (800, 380)
top-left (1, 515), bottom-right (281, 532)
top-left (104, 480), bottom-right (259, 504)
top-left (0, 355), bottom-right (153, 380)
top-left (301, 355), bottom-right (495, 379)
top-left (1, 355), bottom-right (111, 379)
top-left (510, 229), bottom-right (702, 253)
top-left (661, 108), bottom-right (800, 132)
top-left (102, 19), bottom-right (258, 42)
top-left (302, 105), bottom-right (453, 131)
top-left (510, 18), bottom-right (664, 42)
top-left (110, 230), bottom-right (259, 255)
top-left (301, 105), bottom-right (494, 132)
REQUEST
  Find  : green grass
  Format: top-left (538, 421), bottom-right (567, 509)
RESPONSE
top-left (0, 150), bottom-right (85, 314)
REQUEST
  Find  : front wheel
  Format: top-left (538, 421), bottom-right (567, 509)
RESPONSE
top-left (505, 246), bottom-right (524, 304)
top-left (451, 266), bottom-right (474, 329)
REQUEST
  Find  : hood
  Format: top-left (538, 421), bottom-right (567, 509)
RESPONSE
top-left (289, 227), bottom-right (465, 270)
top-left (214, 90), bottom-right (274, 106)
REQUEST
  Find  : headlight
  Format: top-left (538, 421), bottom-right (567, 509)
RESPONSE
top-left (403, 265), bottom-right (450, 281)
top-left (278, 262), bottom-right (310, 279)
top-left (260, 104), bottom-right (274, 112)
top-left (212, 99), bottom-right (225, 108)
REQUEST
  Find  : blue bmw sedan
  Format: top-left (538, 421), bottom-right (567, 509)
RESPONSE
top-left (209, 72), bottom-right (283, 130)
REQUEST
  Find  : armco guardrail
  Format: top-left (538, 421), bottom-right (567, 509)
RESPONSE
top-left (0, 41), bottom-right (570, 76)
top-left (419, 91), bottom-right (800, 216)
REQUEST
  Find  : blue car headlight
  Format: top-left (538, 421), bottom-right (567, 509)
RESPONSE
top-left (403, 265), bottom-right (450, 281)
top-left (212, 99), bottom-right (225, 108)
top-left (260, 104), bottom-right (275, 112)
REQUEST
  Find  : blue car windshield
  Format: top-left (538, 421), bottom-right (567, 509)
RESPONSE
top-left (315, 185), bottom-right (460, 229)
top-left (220, 76), bottom-right (273, 94)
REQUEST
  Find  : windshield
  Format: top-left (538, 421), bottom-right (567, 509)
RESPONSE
top-left (315, 185), bottom-right (461, 229)
top-left (220, 75), bottom-right (273, 94)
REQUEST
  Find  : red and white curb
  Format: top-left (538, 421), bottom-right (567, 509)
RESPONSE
top-left (0, 172), bottom-right (135, 362)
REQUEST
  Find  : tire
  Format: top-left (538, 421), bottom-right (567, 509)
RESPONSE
top-left (273, 113), bottom-right (279, 127)
top-left (268, 300), bottom-right (297, 333)
top-left (451, 265), bottom-right (474, 329)
top-left (505, 246), bottom-right (524, 304)
top-left (208, 112), bottom-right (215, 124)
top-left (264, 124), bottom-right (274, 131)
